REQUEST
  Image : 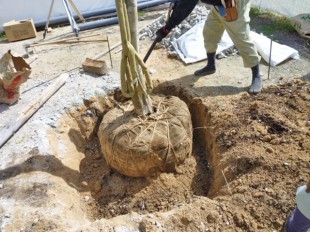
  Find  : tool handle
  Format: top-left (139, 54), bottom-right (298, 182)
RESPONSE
top-left (143, 36), bottom-right (160, 63)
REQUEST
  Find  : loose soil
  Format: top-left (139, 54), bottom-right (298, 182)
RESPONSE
top-left (0, 5), bottom-right (309, 232)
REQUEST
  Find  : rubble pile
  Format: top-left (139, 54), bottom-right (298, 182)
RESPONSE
top-left (140, 5), bottom-right (210, 58)
top-left (140, 5), bottom-right (239, 60)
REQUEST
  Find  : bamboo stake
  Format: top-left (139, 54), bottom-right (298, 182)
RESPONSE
top-left (67, 0), bottom-right (86, 22)
top-left (59, 39), bottom-right (108, 43)
top-left (92, 15), bottom-right (164, 60)
top-left (92, 42), bottom-right (122, 60)
top-left (221, 170), bottom-right (233, 196)
top-left (28, 33), bottom-right (101, 47)
top-left (0, 74), bottom-right (69, 149)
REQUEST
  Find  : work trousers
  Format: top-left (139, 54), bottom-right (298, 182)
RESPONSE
top-left (203, 0), bottom-right (260, 68)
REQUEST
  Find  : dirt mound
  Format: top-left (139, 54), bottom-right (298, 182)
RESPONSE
top-left (0, 78), bottom-right (308, 231)
top-left (74, 80), bottom-right (308, 230)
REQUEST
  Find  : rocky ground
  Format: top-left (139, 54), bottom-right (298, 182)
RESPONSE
top-left (0, 4), bottom-right (309, 232)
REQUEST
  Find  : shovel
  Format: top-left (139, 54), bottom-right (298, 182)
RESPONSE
top-left (143, 36), bottom-right (160, 63)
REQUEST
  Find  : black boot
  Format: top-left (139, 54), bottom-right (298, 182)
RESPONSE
top-left (249, 64), bottom-right (262, 94)
top-left (194, 52), bottom-right (216, 76)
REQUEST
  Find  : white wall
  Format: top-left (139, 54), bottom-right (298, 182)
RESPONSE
top-left (252, 0), bottom-right (310, 17)
top-left (1, 0), bottom-right (309, 32)
top-left (0, 0), bottom-right (150, 32)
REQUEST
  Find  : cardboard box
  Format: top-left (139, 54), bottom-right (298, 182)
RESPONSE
top-left (291, 14), bottom-right (310, 39)
top-left (3, 19), bottom-right (37, 42)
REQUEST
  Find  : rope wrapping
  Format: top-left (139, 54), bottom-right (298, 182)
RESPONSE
top-left (98, 95), bottom-right (193, 177)
top-left (116, 0), bottom-right (153, 115)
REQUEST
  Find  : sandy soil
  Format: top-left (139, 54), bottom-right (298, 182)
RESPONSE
top-left (0, 6), bottom-right (309, 232)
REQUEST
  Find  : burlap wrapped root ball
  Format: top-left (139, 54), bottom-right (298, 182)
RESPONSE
top-left (98, 95), bottom-right (193, 177)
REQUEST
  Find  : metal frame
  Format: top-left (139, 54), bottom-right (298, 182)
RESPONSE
top-left (43, 0), bottom-right (85, 38)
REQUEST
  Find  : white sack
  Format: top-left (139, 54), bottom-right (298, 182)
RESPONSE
top-left (171, 21), bottom-right (234, 64)
top-left (250, 31), bottom-right (300, 67)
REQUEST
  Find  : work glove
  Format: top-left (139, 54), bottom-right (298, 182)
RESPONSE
top-left (156, 26), bottom-right (170, 42)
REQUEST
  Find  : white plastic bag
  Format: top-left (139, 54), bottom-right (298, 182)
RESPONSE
top-left (171, 21), bottom-right (234, 64)
top-left (250, 31), bottom-right (300, 67)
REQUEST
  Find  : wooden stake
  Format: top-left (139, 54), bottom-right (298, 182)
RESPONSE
top-left (0, 74), bottom-right (68, 149)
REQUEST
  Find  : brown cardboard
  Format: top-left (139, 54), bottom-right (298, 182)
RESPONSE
top-left (3, 19), bottom-right (37, 42)
top-left (291, 14), bottom-right (310, 39)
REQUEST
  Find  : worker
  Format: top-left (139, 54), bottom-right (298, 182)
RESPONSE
top-left (285, 179), bottom-right (310, 232)
top-left (156, 0), bottom-right (262, 94)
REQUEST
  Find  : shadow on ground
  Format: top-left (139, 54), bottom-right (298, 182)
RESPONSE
top-left (154, 74), bottom-right (248, 97)
top-left (0, 149), bottom-right (89, 192)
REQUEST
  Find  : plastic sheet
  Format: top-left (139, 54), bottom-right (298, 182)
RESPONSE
top-left (171, 21), bottom-right (234, 64)
top-left (250, 31), bottom-right (300, 67)
top-left (171, 22), bottom-right (299, 66)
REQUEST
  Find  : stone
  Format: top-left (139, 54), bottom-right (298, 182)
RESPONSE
top-left (265, 147), bottom-right (274, 153)
top-left (83, 196), bottom-right (90, 202)
top-left (207, 211), bottom-right (218, 223)
top-left (93, 181), bottom-right (101, 193)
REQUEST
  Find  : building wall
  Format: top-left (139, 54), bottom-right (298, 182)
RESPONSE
top-left (0, 0), bottom-right (149, 32)
top-left (252, 0), bottom-right (310, 17)
top-left (1, 0), bottom-right (309, 32)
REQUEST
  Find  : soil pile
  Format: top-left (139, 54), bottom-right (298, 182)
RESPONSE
top-left (69, 80), bottom-right (309, 231)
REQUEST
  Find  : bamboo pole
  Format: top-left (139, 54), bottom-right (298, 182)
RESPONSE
top-left (92, 15), bottom-right (164, 60)
top-left (28, 33), bottom-right (101, 47)
top-left (126, 0), bottom-right (139, 52)
top-left (116, 0), bottom-right (153, 115)
top-left (0, 74), bottom-right (69, 149)
top-left (127, 0), bottom-right (153, 115)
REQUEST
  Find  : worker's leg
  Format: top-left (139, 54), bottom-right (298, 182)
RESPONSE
top-left (203, 8), bottom-right (225, 53)
top-left (286, 207), bottom-right (310, 232)
top-left (224, 0), bottom-right (260, 68)
top-left (223, 0), bottom-right (262, 93)
top-left (194, 7), bottom-right (225, 76)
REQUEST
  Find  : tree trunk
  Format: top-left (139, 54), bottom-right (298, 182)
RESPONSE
top-left (125, 0), bottom-right (153, 115)
top-left (125, 0), bottom-right (139, 52)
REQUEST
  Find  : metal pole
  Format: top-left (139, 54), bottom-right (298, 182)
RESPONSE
top-left (62, 0), bottom-right (80, 36)
top-left (268, 35), bottom-right (273, 80)
top-left (43, 0), bottom-right (55, 39)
